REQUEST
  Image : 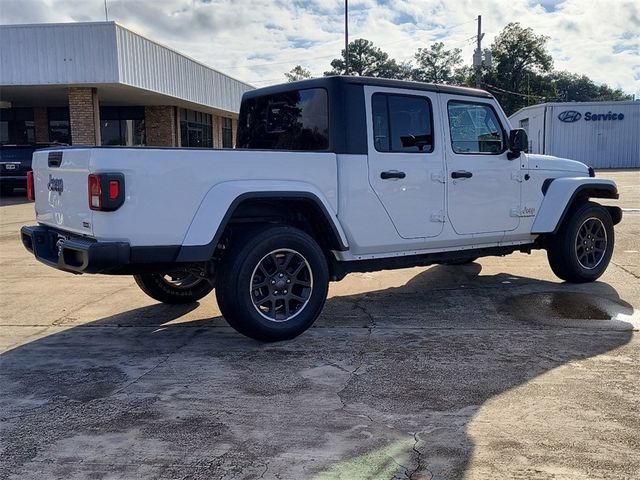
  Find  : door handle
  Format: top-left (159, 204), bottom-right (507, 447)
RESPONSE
top-left (451, 170), bottom-right (473, 179)
top-left (380, 170), bottom-right (406, 180)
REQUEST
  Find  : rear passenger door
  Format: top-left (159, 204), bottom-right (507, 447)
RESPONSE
top-left (365, 86), bottom-right (445, 239)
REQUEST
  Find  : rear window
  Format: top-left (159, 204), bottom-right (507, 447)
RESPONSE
top-left (371, 93), bottom-right (434, 153)
top-left (236, 88), bottom-right (329, 151)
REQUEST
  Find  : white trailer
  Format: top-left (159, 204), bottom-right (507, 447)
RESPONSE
top-left (509, 101), bottom-right (640, 169)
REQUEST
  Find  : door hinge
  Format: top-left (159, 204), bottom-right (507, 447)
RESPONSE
top-left (510, 206), bottom-right (537, 217)
top-left (431, 172), bottom-right (446, 183)
top-left (431, 211), bottom-right (446, 223)
top-left (511, 171), bottom-right (525, 182)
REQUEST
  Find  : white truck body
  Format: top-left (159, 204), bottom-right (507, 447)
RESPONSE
top-left (23, 76), bottom-right (622, 340)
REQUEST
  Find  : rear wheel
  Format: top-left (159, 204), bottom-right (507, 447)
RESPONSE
top-left (134, 272), bottom-right (213, 304)
top-left (546, 202), bottom-right (614, 283)
top-left (216, 225), bottom-right (329, 342)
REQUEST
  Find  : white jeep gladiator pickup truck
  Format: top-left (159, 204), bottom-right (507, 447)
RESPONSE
top-left (22, 76), bottom-right (622, 341)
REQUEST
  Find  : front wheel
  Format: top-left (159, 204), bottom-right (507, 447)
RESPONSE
top-left (546, 202), bottom-right (614, 283)
top-left (216, 225), bottom-right (329, 342)
top-left (134, 272), bottom-right (214, 304)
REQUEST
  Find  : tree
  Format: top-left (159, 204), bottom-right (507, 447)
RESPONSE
top-left (324, 38), bottom-right (410, 79)
top-left (545, 71), bottom-right (632, 103)
top-left (486, 22), bottom-right (555, 114)
top-left (549, 71), bottom-right (599, 102)
top-left (412, 42), bottom-right (466, 84)
top-left (594, 83), bottom-right (633, 101)
top-left (285, 65), bottom-right (312, 82)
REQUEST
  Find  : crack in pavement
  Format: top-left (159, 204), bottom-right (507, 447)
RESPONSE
top-left (50, 284), bottom-right (135, 326)
top-left (406, 432), bottom-right (433, 480)
top-left (611, 260), bottom-right (640, 280)
top-left (108, 329), bottom-right (201, 398)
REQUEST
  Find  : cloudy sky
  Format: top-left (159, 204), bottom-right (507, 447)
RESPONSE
top-left (1, 0), bottom-right (638, 96)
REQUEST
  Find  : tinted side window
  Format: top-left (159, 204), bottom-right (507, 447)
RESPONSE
top-left (447, 101), bottom-right (504, 154)
top-left (371, 93), bottom-right (433, 153)
top-left (236, 88), bottom-right (329, 151)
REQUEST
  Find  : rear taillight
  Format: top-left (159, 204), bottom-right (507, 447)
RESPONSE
top-left (88, 174), bottom-right (102, 210)
top-left (108, 180), bottom-right (119, 200)
top-left (27, 171), bottom-right (35, 201)
top-left (88, 173), bottom-right (125, 211)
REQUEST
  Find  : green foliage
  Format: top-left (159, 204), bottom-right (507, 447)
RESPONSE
top-left (323, 38), bottom-right (411, 79)
top-left (285, 65), bottom-right (312, 82)
top-left (550, 71), bottom-right (632, 102)
top-left (486, 22), bottom-right (555, 114)
top-left (283, 23), bottom-right (632, 115)
top-left (412, 42), bottom-right (466, 84)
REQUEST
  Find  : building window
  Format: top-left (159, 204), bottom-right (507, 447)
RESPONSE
top-left (100, 106), bottom-right (146, 146)
top-left (48, 107), bottom-right (70, 145)
top-left (0, 108), bottom-right (35, 145)
top-left (180, 109), bottom-right (212, 148)
top-left (222, 117), bottom-right (233, 148)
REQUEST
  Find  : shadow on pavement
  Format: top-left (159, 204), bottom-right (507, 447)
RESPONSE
top-left (0, 264), bottom-right (636, 479)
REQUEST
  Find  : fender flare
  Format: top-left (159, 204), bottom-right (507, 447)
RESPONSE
top-left (175, 181), bottom-right (348, 262)
top-left (531, 178), bottom-right (619, 234)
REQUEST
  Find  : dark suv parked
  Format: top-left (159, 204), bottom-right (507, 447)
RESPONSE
top-left (0, 144), bottom-right (64, 195)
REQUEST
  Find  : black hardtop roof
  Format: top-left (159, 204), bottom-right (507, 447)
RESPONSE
top-left (243, 75), bottom-right (493, 100)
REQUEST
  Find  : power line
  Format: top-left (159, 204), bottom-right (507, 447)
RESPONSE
top-left (484, 83), bottom-right (558, 101)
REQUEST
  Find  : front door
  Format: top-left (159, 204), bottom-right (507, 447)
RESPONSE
top-left (443, 97), bottom-right (521, 235)
top-left (365, 86), bottom-right (446, 239)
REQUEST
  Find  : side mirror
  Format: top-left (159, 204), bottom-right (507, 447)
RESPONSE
top-left (507, 128), bottom-right (528, 160)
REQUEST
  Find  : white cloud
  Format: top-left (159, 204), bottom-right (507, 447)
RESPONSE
top-left (0, 0), bottom-right (638, 96)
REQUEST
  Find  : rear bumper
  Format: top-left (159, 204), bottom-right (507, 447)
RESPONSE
top-left (1, 175), bottom-right (27, 188)
top-left (21, 224), bottom-right (183, 274)
top-left (21, 225), bottom-right (130, 274)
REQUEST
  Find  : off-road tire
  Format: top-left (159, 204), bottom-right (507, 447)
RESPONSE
top-left (216, 225), bottom-right (329, 342)
top-left (134, 273), bottom-right (213, 304)
top-left (546, 201), bottom-right (614, 283)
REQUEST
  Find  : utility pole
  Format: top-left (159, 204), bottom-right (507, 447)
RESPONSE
top-left (345, 0), bottom-right (349, 75)
top-left (474, 15), bottom-right (485, 88)
top-left (104, 0), bottom-right (109, 21)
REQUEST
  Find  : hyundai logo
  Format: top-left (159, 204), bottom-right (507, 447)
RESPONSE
top-left (558, 110), bottom-right (582, 123)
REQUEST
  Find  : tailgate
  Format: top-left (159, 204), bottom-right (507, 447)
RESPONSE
top-left (33, 149), bottom-right (94, 236)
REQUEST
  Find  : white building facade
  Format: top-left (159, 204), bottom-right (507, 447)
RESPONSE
top-left (509, 101), bottom-right (639, 169)
top-left (0, 22), bottom-right (254, 148)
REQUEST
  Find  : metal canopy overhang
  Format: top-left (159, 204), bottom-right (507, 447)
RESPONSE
top-left (0, 22), bottom-right (254, 114)
top-left (0, 84), bottom-right (237, 117)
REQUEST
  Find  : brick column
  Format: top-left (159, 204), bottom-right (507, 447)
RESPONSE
top-left (212, 115), bottom-right (220, 148)
top-left (212, 115), bottom-right (219, 148)
top-left (145, 106), bottom-right (177, 147)
top-left (34, 107), bottom-right (49, 143)
top-left (231, 117), bottom-right (237, 148)
top-left (68, 87), bottom-right (100, 146)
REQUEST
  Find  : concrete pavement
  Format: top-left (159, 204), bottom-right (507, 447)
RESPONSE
top-left (1, 171), bottom-right (639, 479)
